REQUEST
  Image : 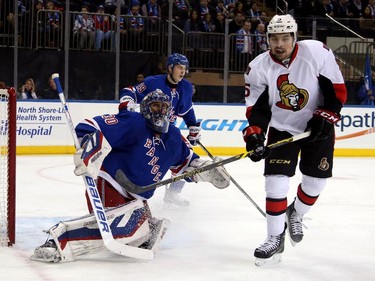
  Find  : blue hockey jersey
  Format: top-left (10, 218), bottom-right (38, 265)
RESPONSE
top-left (119, 74), bottom-right (199, 127)
top-left (75, 110), bottom-right (199, 199)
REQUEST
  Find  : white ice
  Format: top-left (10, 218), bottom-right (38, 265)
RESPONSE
top-left (1, 155), bottom-right (374, 281)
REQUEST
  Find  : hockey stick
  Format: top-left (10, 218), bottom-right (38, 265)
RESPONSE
top-left (335, 127), bottom-right (375, 140)
top-left (52, 73), bottom-right (153, 260)
top-left (116, 131), bottom-right (311, 195)
top-left (197, 140), bottom-right (266, 218)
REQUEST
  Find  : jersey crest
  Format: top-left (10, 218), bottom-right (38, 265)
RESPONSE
top-left (275, 74), bottom-right (308, 111)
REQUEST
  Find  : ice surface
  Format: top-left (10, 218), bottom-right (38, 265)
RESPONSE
top-left (1, 155), bottom-right (374, 281)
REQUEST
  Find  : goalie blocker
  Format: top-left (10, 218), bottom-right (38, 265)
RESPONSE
top-left (31, 199), bottom-right (170, 262)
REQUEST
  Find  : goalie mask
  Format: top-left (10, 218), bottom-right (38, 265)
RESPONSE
top-left (140, 89), bottom-right (171, 133)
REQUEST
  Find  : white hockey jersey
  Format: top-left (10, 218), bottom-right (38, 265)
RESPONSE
top-left (244, 40), bottom-right (347, 135)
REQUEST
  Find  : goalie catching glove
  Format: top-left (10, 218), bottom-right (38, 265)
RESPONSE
top-left (185, 157), bottom-right (230, 189)
top-left (74, 130), bottom-right (112, 178)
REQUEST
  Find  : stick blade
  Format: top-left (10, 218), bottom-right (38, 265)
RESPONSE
top-left (105, 240), bottom-right (154, 260)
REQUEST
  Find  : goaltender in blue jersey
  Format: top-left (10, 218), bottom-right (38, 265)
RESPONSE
top-left (30, 89), bottom-right (229, 263)
top-left (120, 53), bottom-right (201, 207)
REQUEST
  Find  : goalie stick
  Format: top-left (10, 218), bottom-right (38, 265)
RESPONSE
top-left (197, 140), bottom-right (266, 218)
top-left (52, 73), bottom-right (153, 260)
top-left (116, 131), bottom-right (311, 195)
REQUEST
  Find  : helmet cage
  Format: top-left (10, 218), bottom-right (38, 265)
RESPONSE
top-left (140, 89), bottom-right (171, 133)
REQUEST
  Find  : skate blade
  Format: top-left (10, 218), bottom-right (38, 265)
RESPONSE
top-left (254, 253), bottom-right (282, 266)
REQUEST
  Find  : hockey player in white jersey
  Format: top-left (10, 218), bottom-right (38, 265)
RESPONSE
top-left (242, 14), bottom-right (347, 266)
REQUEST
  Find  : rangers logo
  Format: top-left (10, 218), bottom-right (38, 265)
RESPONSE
top-left (318, 157), bottom-right (329, 171)
top-left (275, 74), bottom-right (309, 111)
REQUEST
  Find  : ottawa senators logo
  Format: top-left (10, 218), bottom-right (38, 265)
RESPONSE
top-left (318, 157), bottom-right (330, 171)
top-left (275, 74), bottom-right (308, 111)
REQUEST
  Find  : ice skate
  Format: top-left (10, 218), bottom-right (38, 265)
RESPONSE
top-left (286, 201), bottom-right (304, 246)
top-left (30, 239), bottom-right (61, 263)
top-left (163, 182), bottom-right (190, 207)
top-left (254, 225), bottom-right (286, 266)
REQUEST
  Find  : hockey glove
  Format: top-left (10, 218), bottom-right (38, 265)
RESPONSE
top-left (243, 126), bottom-right (269, 162)
top-left (118, 96), bottom-right (136, 112)
top-left (305, 109), bottom-right (340, 143)
top-left (187, 123), bottom-right (201, 146)
top-left (74, 130), bottom-right (112, 178)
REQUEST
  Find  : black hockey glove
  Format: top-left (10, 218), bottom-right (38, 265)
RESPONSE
top-left (305, 109), bottom-right (340, 143)
top-left (243, 126), bottom-right (269, 162)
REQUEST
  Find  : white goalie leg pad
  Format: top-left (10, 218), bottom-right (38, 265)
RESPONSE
top-left (186, 157), bottom-right (230, 189)
top-left (36, 199), bottom-right (152, 262)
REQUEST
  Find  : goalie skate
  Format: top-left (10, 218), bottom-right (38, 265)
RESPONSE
top-left (30, 239), bottom-right (61, 263)
top-left (139, 218), bottom-right (170, 253)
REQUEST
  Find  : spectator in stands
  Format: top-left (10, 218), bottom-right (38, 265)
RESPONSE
top-left (183, 9), bottom-right (203, 32)
top-left (45, 1), bottom-right (62, 48)
top-left (127, 1), bottom-right (144, 51)
top-left (141, 0), bottom-right (162, 19)
top-left (359, 6), bottom-right (375, 36)
top-left (258, 10), bottom-right (270, 28)
top-left (202, 12), bottom-right (216, 32)
top-left (215, 0), bottom-right (230, 18)
top-left (333, 0), bottom-right (350, 18)
top-left (0, 81), bottom-right (6, 89)
top-left (73, 5), bottom-right (96, 50)
top-left (247, 1), bottom-right (261, 26)
top-left (358, 71), bottom-right (375, 105)
top-left (213, 11), bottom-right (226, 33)
top-left (368, 0), bottom-right (375, 18)
top-left (141, 0), bottom-right (162, 33)
top-left (236, 19), bottom-right (253, 55)
top-left (175, 0), bottom-right (192, 26)
top-left (197, 0), bottom-right (217, 20)
top-left (223, 0), bottom-right (236, 12)
top-left (228, 11), bottom-right (245, 34)
top-left (192, 83), bottom-right (201, 102)
top-left (254, 22), bottom-right (268, 54)
top-left (94, 4), bottom-right (115, 51)
top-left (20, 78), bottom-right (38, 99)
top-left (136, 73), bottom-right (145, 84)
top-left (41, 76), bottom-right (58, 99)
top-left (229, 1), bottom-right (245, 18)
top-left (315, 0), bottom-right (334, 17)
top-left (111, 7), bottom-right (127, 51)
top-left (348, 0), bottom-right (364, 18)
top-left (104, 0), bottom-right (127, 15)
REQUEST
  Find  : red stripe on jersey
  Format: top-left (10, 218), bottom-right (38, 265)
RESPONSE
top-left (297, 184), bottom-right (319, 206)
top-left (266, 197), bottom-right (287, 216)
top-left (333, 83), bottom-right (347, 104)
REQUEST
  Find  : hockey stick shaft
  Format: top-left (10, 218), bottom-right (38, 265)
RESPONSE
top-left (335, 127), bottom-right (375, 140)
top-left (197, 140), bottom-right (266, 218)
top-left (52, 73), bottom-right (153, 260)
top-left (117, 131), bottom-right (311, 195)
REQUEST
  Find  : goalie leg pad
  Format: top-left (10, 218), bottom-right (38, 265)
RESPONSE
top-left (186, 157), bottom-right (230, 189)
top-left (31, 199), bottom-right (152, 262)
